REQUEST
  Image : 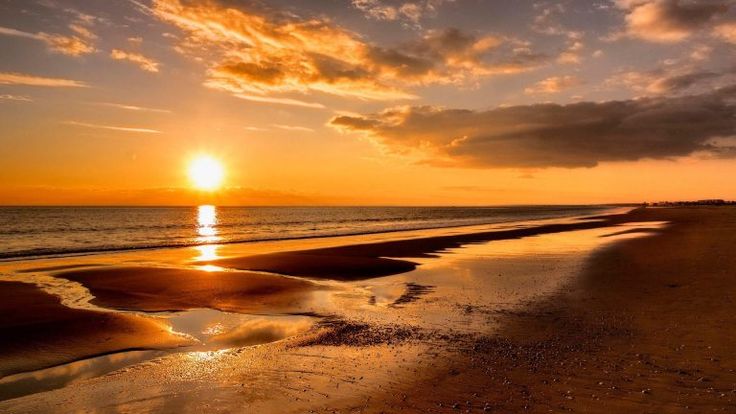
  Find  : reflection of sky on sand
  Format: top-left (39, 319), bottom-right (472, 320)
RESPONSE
top-left (168, 308), bottom-right (314, 349)
top-left (0, 309), bottom-right (316, 401)
top-left (0, 350), bottom-right (165, 401)
top-left (194, 244), bottom-right (220, 262)
top-left (336, 221), bottom-right (668, 333)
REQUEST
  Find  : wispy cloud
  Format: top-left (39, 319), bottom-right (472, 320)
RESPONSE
top-left (0, 26), bottom-right (39, 39)
top-left (233, 94), bottom-right (325, 109)
top-left (351, 0), bottom-right (453, 27)
top-left (524, 75), bottom-right (582, 94)
top-left (0, 94), bottom-right (33, 102)
top-left (0, 22), bottom-right (96, 56)
top-left (110, 49), bottom-right (160, 73)
top-left (63, 121), bottom-right (162, 134)
top-left (0, 72), bottom-right (88, 87)
top-left (93, 102), bottom-right (172, 113)
top-left (272, 124), bottom-right (315, 132)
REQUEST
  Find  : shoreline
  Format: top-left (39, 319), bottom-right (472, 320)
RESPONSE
top-left (0, 206), bottom-right (625, 262)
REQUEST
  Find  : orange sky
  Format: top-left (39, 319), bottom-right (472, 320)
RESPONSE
top-left (1, 0), bottom-right (735, 205)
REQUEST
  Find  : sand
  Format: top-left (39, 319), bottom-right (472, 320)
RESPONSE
top-left (1, 207), bottom-right (735, 413)
top-left (0, 281), bottom-right (190, 377)
top-left (309, 206), bottom-right (736, 413)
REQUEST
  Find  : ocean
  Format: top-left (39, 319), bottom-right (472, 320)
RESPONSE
top-left (0, 205), bottom-right (614, 260)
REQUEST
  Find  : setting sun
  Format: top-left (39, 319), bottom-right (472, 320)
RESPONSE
top-left (188, 156), bottom-right (224, 191)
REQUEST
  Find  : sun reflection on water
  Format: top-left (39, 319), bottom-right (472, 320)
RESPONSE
top-left (195, 205), bottom-right (221, 261)
top-left (197, 205), bottom-right (218, 240)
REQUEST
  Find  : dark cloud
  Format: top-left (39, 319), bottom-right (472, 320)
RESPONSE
top-left (606, 65), bottom-right (736, 94)
top-left (330, 85), bottom-right (736, 168)
top-left (650, 70), bottom-right (722, 92)
top-left (616, 0), bottom-right (734, 42)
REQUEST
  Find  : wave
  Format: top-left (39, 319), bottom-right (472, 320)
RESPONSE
top-left (0, 206), bottom-right (618, 261)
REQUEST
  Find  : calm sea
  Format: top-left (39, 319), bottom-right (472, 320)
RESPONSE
top-left (0, 205), bottom-right (614, 260)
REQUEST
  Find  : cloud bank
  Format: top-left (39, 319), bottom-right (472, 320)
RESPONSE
top-left (330, 85), bottom-right (736, 168)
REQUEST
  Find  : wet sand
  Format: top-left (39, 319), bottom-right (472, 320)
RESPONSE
top-left (57, 266), bottom-right (325, 313)
top-left (1, 207), bottom-right (735, 412)
top-left (209, 210), bottom-right (637, 280)
top-left (0, 281), bottom-right (190, 377)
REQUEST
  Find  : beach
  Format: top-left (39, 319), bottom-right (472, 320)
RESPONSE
top-left (1, 206), bottom-right (735, 412)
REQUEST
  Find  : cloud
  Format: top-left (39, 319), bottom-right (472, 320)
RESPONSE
top-left (645, 70), bottom-right (729, 93)
top-left (606, 65), bottom-right (736, 95)
top-left (531, 3), bottom-right (583, 39)
top-left (63, 121), bottom-right (162, 134)
top-left (556, 39), bottom-right (585, 64)
top-left (329, 84), bottom-right (736, 168)
top-left (713, 21), bottom-right (736, 43)
top-left (0, 26), bottom-right (39, 39)
top-left (0, 72), bottom-right (88, 87)
top-left (271, 124), bottom-right (315, 132)
top-left (110, 49), bottom-right (161, 73)
top-left (233, 94), bottom-right (325, 109)
top-left (524, 75), bottom-right (582, 94)
top-left (351, 0), bottom-right (452, 26)
top-left (614, 0), bottom-right (733, 43)
top-left (0, 19), bottom-right (96, 56)
top-left (146, 0), bottom-right (544, 102)
top-left (93, 102), bottom-right (172, 113)
top-left (689, 44), bottom-right (713, 60)
top-left (0, 94), bottom-right (32, 102)
top-left (530, 3), bottom-right (586, 64)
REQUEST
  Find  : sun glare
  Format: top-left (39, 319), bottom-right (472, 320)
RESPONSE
top-left (188, 156), bottom-right (224, 191)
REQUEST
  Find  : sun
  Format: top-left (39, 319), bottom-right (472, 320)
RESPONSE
top-left (188, 155), bottom-right (224, 191)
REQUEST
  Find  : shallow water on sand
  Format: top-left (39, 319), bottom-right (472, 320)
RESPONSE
top-left (0, 308), bottom-right (316, 400)
top-left (331, 221), bottom-right (668, 333)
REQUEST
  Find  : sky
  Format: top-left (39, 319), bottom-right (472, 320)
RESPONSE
top-left (0, 0), bottom-right (735, 205)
